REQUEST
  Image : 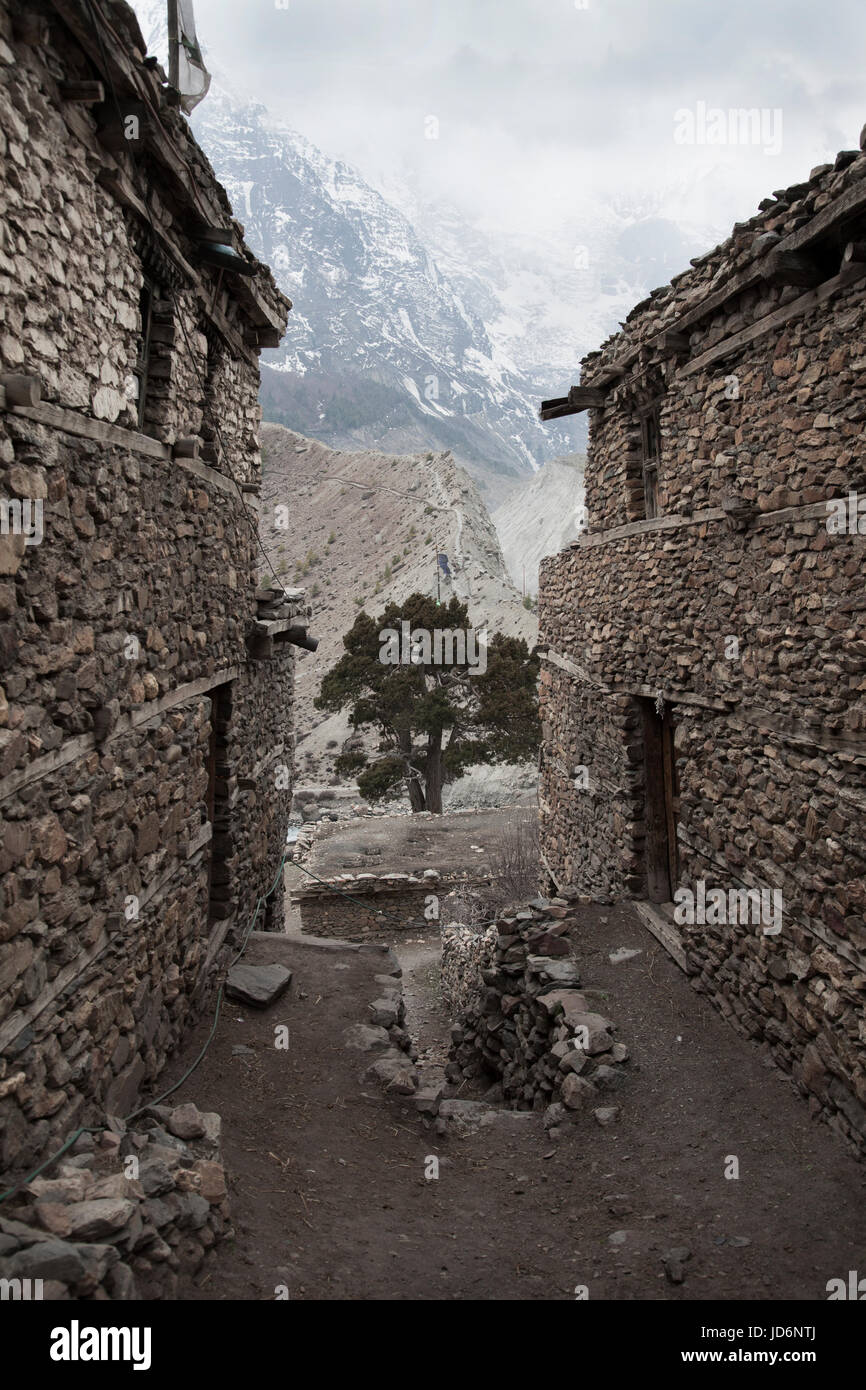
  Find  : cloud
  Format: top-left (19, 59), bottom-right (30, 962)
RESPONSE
top-left (176, 0), bottom-right (865, 243)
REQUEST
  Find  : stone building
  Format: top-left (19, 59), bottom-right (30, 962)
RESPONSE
top-left (0, 0), bottom-right (299, 1173)
top-left (538, 138), bottom-right (866, 1153)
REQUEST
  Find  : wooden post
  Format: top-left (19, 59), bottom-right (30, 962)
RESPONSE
top-left (172, 436), bottom-right (201, 459)
top-left (0, 375), bottom-right (42, 408)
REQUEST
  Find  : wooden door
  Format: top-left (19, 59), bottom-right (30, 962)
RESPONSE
top-left (641, 700), bottom-right (678, 902)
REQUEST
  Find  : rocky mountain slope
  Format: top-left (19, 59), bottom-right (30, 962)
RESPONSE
top-left (493, 454), bottom-right (586, 596)
top-left (135, 1), bottom-right (721, 508)
top-left (259, 423), bottom-right (536, 781)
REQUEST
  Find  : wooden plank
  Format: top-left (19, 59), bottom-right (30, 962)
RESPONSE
top-left (8, 400), bottom-right (169, 459)
top-left (662, 714), bottom-right (679, 892)
top-left (575, 507), bottom-right (727, 546)
top-left (567, 385), bottom-right (607, 408)
top-left (59, 80), bottom-right (105, 103)
top-left (173, 453), bottom-right (240, 498)
top-left (0, 374), bottom-right (42, 407)
top-left (635, 901), bottom-right (689, 972)
top-left (539, 399), bottom-right (581, 421)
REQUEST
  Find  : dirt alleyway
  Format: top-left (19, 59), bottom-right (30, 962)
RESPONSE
top-left (159, 902), bottom-right (866, 1302)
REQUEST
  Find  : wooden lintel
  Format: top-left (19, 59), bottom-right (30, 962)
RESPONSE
top-left (59, 79), bottom-right (105, 103)
top-left (661, 331), bottom-right (690, 354)
top-left (762, 249), bottom-right (823, 287)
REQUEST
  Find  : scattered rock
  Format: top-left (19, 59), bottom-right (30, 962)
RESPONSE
top-left (593, 1105), bottom-right (621, 1127)
top-left (167, 1104), bottom-right (206, 1141)
top-left (662, 1246), bottom-right (692, 1284)
top-left (225, 962), bottom-right (293, 1008)
top-left (609, 947), bottom-right (642, 965)
top-left (343, 1023), bottom-right (391, 1051)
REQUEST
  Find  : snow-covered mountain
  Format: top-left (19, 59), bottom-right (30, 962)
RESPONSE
top-left (134, 2), bottom-right (723, 504)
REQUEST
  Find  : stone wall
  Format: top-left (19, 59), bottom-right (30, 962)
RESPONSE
top-left (292, 870), bottom-right (442, 940)
top-left (0, 1101), bottom-right (230, 1299)
top-left (443, 900), bottom-right (628, 1124)
top-left (0, 0), bottom-right (295, 1175)
top-left (538, 141), bottom-right (866, 1155)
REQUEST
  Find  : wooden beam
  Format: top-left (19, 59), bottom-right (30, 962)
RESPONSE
top-left (7, 400), bottom-right (169, 459)
top-left (172, 436), bottom-right (201, 459)
top-left (679, 262), bottom-right (866, 378)
top-left (59, 80), bottom-right (105, 103)
top-left (762, 249), bottom-right (823, 287)
top-left (540, 386), bottom-right (606, 420)
top-left (540, 397), bottom-right (576, 421)
top-left (660, 331), bottom-right (690, 354)
top-left (568, 385), bottom-right (607, 408)
top-left (635, 902), bottom-right (689, 972)
top-left (0, 374), bottom-right (42, 408)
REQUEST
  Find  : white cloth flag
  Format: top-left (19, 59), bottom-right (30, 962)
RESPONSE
top-left (168, 0), bottom-right (211, 112)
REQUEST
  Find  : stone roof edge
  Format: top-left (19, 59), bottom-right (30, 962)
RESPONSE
top-left (580, 136), bottom-right (866, 384)
top-left (48, 0), bottom-right (290, 335)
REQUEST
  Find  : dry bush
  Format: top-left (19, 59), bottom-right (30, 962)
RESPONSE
top-left (441, 814), bottom-right (540, 928)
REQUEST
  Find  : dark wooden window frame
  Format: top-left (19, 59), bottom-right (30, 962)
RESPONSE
top-left (639, 404), bottom-right (661, 520)
top-left (133, 278), bottom-right (155, 429)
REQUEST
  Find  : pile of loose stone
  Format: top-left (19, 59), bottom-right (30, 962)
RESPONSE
top-left (443, 898), bottom-right (629, 1130)
top-left (344, 944), bottom-right (421, 1096)
top-left (0, 1101), bottom-right (229, 1299)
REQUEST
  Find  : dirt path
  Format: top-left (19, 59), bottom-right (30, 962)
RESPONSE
top-left (164, 907), bottom-right (866, 1301)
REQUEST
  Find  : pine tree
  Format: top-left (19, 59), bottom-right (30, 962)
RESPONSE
top-left (315, 593), bottom-right (539, 813)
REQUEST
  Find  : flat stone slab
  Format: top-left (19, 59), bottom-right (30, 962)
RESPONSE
top-left (225, 963), bottom-right (292, 1009)
top-left (344, 1024), bottom-right (391, 1052)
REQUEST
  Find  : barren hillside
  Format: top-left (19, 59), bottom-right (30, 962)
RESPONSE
top-left (259, 423), bottom-right (536, 781)
top-left (494, 453), bottom-right (586, 595)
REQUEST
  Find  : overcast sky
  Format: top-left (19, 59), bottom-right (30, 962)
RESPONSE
top-left (183, 0), bottom-right (865, 244)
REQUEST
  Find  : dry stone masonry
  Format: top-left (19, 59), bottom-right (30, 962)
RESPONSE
top-left (0, 1101), bottom-right (229, 1299)
top-left (291, 868), bottom-right (442, 940)
top-left (538, 137), bottom-right (866, 1154)
top-left (443, 899), bottom-right (628, 1125)
top-left (0, 0), bottom-right (299, 1178)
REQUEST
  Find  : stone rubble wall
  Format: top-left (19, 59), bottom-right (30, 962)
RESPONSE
top-left (0, 0), bottom-right (295, 1174)
top-left (538, 141), bottom-right (866, 1155)
top-left (440, 923), bottom-right (497, 1016)
top-left (580, 148), bottom-right (866, 530)
top-left (0, 1101), bottom-right (230, 1299)
top-left (292, 870), bottom-right (443, 940)
top-left (443, 900), bottom-right (628, 1122)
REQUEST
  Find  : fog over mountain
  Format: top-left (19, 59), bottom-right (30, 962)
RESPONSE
top-left (135, 0), bottom-right (733, 502)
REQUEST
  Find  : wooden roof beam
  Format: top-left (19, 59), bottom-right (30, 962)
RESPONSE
top-left (539, 385), bottom-right (607, 421)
